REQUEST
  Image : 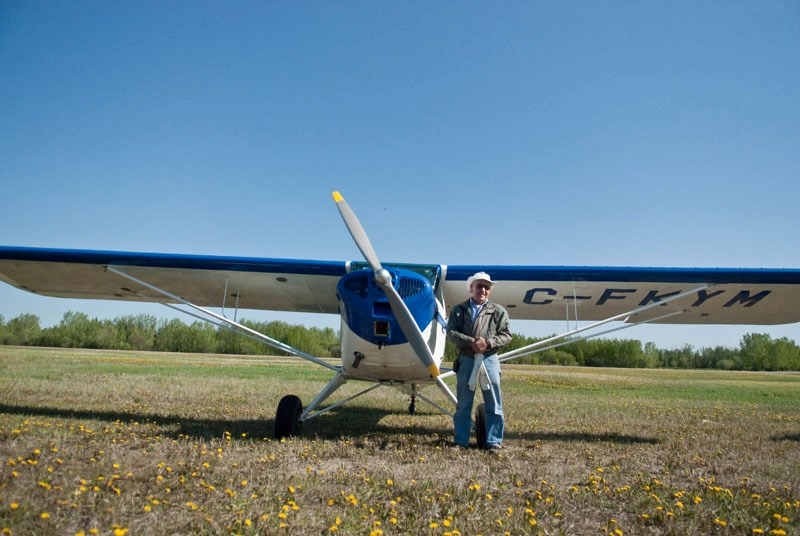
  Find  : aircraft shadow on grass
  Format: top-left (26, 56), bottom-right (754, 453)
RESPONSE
top-left (771, 432), bottom-right (800, 442)
top-left (0, 402), bottom-right (676, 446)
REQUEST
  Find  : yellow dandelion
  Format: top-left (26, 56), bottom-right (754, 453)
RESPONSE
top-left (288, 485), bottom-right (296, 494)
top-left (143, 505), bottom-right (152, 512)
top-left (40, 513), bottom-right (50, 520)
top-left (9, 503), bottom-right (19, 510)
top-left (113, 529), bottom-right (128, 536)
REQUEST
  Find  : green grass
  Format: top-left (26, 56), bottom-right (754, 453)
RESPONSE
top-left (1, 346), bottom-right (798, 535)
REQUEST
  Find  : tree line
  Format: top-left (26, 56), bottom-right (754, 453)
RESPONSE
top-left (1, 311), bottom-right (799, 371)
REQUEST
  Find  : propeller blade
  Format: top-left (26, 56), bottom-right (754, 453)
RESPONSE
top-left (332, 191), bottom-right (440, 378)
top-left (382, 282), bottom-right (441, 377)
top-left (332, 191), bottom-right (382, 273)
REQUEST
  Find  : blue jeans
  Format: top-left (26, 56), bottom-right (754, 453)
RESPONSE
top-left (453, 353), bottom-right (504, 447)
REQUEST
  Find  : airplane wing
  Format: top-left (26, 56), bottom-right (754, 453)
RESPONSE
top-left (2, 245), bottom-right (799, 325)
top-left (0, 246), bottom-right (345, 314)
top-left (443, 265), bottom-right (800, 325)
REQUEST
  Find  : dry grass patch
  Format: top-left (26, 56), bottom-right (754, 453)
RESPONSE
top-left (1, 346), bottom-right (798, 535)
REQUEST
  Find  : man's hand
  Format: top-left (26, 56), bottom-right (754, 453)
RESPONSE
top-left (471, 337), bottom-right (488, 353)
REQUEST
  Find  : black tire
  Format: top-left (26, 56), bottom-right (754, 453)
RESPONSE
top-left (275, 395), bottom-right (303, 439)
top-left (475, 403), bottom-right (488, 450)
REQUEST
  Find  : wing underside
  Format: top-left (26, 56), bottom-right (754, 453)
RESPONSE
top-left (2, 247), bottom-right (800, 326)
top-left (0, 246), bottom-right (345, 314)
top-left (443, 265), bottom-right (800, 325)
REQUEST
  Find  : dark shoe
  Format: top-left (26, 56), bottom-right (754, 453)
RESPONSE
top-left (486, 444), bottom-right (502, 454)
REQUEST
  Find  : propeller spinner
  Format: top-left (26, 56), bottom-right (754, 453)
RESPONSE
top-left (332, 191), bottom-right (441, 378)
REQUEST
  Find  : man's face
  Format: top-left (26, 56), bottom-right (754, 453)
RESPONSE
top-left (470, 280), bottom-right (492, 305)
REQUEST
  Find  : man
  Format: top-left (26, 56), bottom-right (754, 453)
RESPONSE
top-left (446, 271), bottom-right (512, 451)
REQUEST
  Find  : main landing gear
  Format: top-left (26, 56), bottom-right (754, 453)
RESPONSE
top-left (475, 403), bottom-right (488, 450)
top-left (275, 395), bottom-right (303, 439)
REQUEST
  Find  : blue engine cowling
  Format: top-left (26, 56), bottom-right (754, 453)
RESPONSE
top-left (336, 267), bottom-right (437, 346)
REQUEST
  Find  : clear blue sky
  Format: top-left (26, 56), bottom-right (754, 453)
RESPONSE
top-left (1, 1), bottom-right (798, 349)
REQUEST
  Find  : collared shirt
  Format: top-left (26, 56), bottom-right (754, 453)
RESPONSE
top-left (469, 298), bottom-right (485, 323)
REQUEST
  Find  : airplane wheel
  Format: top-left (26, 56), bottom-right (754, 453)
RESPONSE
top-left (475, 403), bottom-right (488, 450)
top-left (408, 396), bottom-right (416, 415)
top-left (275, 395), bottom-right (303, 439)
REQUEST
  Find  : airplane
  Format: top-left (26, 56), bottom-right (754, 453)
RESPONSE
top-left (1, 191), bottom-right (800, 448)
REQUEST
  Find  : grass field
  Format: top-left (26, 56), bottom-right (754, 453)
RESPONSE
top-left (1, 346), bottom-right (798, 535)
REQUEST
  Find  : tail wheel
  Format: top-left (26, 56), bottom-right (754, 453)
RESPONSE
top-left (275, 395), bottom-right (303, 439)
top-left (475, 403), bottom-right (488, 450)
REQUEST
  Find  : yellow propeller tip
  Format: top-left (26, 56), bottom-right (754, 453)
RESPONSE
top-left (332, 191), bottom-right (343, 202)
top-left (428, 364), bottom-right (441, 378)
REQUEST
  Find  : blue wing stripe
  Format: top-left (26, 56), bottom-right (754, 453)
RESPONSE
top-left (0, 246), bottom-right (347, 277)
top-left (446, 265), bottom-right (800, 285)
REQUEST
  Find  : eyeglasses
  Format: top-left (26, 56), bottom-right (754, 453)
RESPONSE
top-left (475, 283), bottom-right (492, 291)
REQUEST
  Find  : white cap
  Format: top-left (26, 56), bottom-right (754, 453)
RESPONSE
top-left (467, 271), bottom-right (495, 290)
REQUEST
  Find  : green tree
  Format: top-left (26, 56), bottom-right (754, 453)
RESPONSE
top-left (771, 337), bottom-right (800, 371)
top-left (113, 314), bottom-right (158, 350)
top-left (696, 345), bottom-right (739, 370)
top-left (155, 319), bottom-right (215, 353)
top-left (3, 313), bottom-right (42, 345)
top-left (739, 333), bottom-right (772, 371)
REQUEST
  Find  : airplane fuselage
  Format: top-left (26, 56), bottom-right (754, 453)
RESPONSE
top-left (337, 266), bottom-right (447, 382)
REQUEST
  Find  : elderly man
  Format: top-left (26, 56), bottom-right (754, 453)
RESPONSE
top-left (446, 272), bottom-right (513, 451)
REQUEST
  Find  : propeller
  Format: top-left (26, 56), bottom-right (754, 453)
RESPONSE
top-left (332, 191), bottom-right (441, 378)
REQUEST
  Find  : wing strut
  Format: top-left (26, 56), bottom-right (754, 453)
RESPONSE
top-left (105, 265), bottom-right (338, 372)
